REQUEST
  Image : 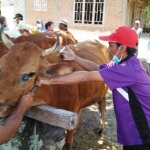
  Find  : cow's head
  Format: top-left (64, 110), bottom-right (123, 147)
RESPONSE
top-left (0, 24), bottom-right (73, 117)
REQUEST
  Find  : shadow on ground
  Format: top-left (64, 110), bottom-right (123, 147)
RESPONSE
top-left (73, 90), bottom-right (122, 150)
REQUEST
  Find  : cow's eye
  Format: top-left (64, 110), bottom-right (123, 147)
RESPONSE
top-left (21, 74), bottom-right (30, 82)
top-left (21, 72), bottom-right (36, 82)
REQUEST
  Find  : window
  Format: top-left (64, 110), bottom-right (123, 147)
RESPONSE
top-left (34, 0), bottom-right (47, 11)
top-left (74, 0), bottom-right (105, 25)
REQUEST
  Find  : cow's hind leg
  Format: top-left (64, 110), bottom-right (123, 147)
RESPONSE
top-left (63, 130), bottom-right (74, 150)
top-left (94, 97), bottom-right (106, 136)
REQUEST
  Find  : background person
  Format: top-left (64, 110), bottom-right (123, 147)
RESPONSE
top-left (36, 26), bottom-right (150, 150)
top-left (45, 21), bottom-right (54, 32)
top-left (0, 92), bottom-right (34, 145)
top-left (58, 18), bottom-right (78, 42)
top-left (13, 13), bottom-right (28, 30)
top-left (0, 16), bottom-right (9, 31)
top-left (36, 19), bottom-right (45, 32)
top-left (58, 18), bottom-right (68, 31)
top-left (132, 20), bottom-right (142, 56)
top-left (132, 20), bottom-right (142, 39)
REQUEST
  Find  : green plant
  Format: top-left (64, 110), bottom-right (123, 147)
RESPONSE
top-left (144, 0), bottom-right (150, 25)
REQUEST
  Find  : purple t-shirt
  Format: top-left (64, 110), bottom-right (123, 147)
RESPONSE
top-left (99, 56), bottom-right (150, 146)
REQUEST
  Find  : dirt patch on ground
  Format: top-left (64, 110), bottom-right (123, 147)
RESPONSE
top-left (73, 90), bottom-right (123, 150)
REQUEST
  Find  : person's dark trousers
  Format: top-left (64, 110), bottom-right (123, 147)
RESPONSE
top-left (123, 144), bottom-right (150, 150)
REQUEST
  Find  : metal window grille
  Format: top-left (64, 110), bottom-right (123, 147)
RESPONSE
top-left (34, 0), bottom-right (47, 11)
top-left (74, 0), bottom-right (104, 25)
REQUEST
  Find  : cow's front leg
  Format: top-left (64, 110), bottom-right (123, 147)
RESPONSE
top-left (74, 108), bottom-right (84, 133)
top-left (63, 130), bottom-right (74, 150)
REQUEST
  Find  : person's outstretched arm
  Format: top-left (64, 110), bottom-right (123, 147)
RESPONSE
top-left (36, 71), bottom-right (104, 86)
top-left (0, 92), bottom-right (34, 144)
top-left (61, 46), bottom-right (100, 71)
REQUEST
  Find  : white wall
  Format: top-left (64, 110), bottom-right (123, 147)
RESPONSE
top-left (1, 0), bottom-right (26, 30)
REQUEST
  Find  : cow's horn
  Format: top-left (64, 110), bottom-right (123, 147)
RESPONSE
top-left (42, 35), bottom-right (60, 56)
top-left (0, 24), bottom-right (14, 50)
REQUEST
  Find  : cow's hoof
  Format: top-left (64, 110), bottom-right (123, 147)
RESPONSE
top-left (62, 145), bottom-right (72, 150)
top-left (72, 140), bottom-right (78, 149)
top-left (98, 128), bottom-right (104, 136)
top-left (93, 128), bottom-right (104, 136)
top-left (62, 146), bottom-right (67, 150)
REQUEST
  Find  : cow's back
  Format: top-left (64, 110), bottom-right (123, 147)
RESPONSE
top-left (12, 31), bottom-right (78, 49)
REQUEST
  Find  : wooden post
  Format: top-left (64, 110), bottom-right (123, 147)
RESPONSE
top-left (25, 105), bottom-right (78, 130)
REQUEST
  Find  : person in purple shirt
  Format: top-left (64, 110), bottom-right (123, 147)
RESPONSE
top-left (35, 26), bottom-right (150, 150)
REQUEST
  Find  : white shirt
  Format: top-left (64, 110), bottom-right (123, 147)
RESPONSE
top-left (4, 21), bottom-right (28, 38)
top-left (132, 27), bottom-right (142, 39)
top-left (14, 21), bottom-right (28, 30)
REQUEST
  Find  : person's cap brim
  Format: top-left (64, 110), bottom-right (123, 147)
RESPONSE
top-left (59, 21), bottom-right (68, 25)
top-left (13, 17), bottom-right (16, 19)
top-left (99, 35), bottom-right (117, 42)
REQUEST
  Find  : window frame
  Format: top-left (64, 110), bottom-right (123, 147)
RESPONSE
top-left (34, 0), bottom-right (47, 11)
top-left (73, 0), bottom-right (106, 27)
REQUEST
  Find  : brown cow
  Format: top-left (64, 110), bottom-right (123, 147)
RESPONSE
top-left (0, 30), bottom-right (78, 58)
top-left (0, 28), bottom-right (109, 150)
top-left (12, 30), bottom-right (78, 48)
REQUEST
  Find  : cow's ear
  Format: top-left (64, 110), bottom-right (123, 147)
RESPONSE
top-left (40, 63), bottom-right (74, 77)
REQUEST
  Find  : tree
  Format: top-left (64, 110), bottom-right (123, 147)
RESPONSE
top-left (144, 0), bottom-right (150, 25)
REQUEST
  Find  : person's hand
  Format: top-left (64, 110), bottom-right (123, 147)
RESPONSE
top-left (18, 92), bottom-right (34, 111)
top-left (35, 76), bottom-right (51, 86)
top-left (62, 46), bottom-right (76, 61)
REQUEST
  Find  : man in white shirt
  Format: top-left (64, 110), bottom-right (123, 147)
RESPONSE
top-left (132, 20), bottom-right (142, 39)
top-left (13, 13), bottom-right (28, 30)
top-left (4, 13), bottom-right (29, 38)
top-left (132, 20), bottom-right (142, 56)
